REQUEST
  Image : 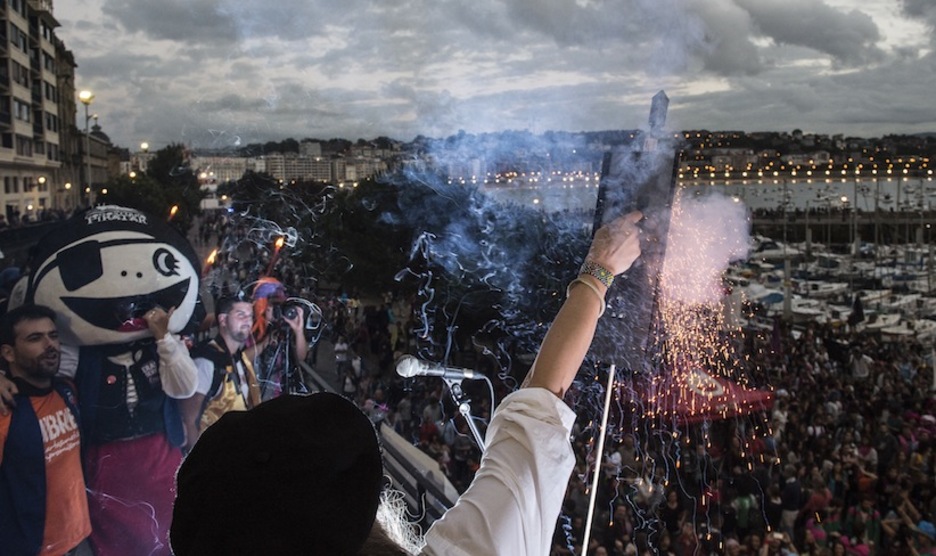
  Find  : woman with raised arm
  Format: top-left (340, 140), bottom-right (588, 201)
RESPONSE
top-left (421, 211), bottom-right (642, 555)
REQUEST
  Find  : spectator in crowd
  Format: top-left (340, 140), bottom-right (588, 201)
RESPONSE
top-left (9, 303), bottom-right (200, 556)
top-left (334, 334), bottom-right (351, 377)
top-left (0, 303), bottom-right (200, 555)
top-left (912, 520), bottom-right (936, 555)
top-left (0, 304), bottom-right (90, 555)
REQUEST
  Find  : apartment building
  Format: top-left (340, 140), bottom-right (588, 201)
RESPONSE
top-left (0, 0), bottom-right (87, 224)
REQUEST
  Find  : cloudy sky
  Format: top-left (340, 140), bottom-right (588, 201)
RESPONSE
top-left (54, 0), bottom-right (935, 150)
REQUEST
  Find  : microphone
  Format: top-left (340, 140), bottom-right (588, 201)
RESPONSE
top-left (396, 355), bottom-right (482, 380)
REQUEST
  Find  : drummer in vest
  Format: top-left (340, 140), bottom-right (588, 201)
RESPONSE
top-left (180, 295), bottom-right (260, 451)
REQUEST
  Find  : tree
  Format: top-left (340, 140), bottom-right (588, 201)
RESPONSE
top-left (103, 143), bottom-right (204, 233)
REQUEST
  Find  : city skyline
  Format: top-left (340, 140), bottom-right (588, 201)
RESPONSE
top-left (55, 0), bottom-right (935, 150)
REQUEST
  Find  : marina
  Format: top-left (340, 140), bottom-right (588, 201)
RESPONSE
top-left (482, 175), bottom-right (936, 344)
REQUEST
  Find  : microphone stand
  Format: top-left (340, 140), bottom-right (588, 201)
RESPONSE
top-left (440, 377), bottom-right (485, 449)
top-left (283, 325), bottom-right (293, 395)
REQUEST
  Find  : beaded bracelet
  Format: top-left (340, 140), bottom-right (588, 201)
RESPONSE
top-left (567, 277), bottom-right (606, 318)
top-left (579, 259), bottom-right (615, 288)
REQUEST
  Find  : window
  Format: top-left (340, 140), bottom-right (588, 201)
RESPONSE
top-left (10, 24), bottom-right (28, 54)
top-left (3, 177), bottom-right (17, 194)
top-left (15, 134), bottom-right (32, 157)
top-left (44, 81), bottom-right (57, 102)
top-left (14, 99), bottom-right (30, 122)
top-left (12, 62), bottom-right (29, 88)
top-left (45, 111), bottom-right (58, 132)
top-left (43, 53), bottom-right (56, 74)
top-left (12, 0), bottom-right (27, 17)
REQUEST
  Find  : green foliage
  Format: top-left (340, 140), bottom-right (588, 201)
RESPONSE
top-left (316, 180), bottom-right (411, 293)
top-left (220, 170), bottom-right (280, 214)
top-left (101, 143), bottom-right (204, 234)
top-left (317, 171), bottom-right (586, 360)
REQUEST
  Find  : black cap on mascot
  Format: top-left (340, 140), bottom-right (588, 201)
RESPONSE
top-left (25, 205), bottom-right (202, 346)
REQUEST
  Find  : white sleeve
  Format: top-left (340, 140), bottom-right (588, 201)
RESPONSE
top-left (58, 343), bottom-right (80, 379)
top-left (156, 334), bottom-right (198, 398)
top-left (422, 388), bottom-right (577, 556)
top-left (193, 358), bottom-right (215, 396)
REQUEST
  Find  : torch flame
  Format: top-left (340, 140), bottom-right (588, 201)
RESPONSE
top-left (202, 248), bottom-right (219, 278)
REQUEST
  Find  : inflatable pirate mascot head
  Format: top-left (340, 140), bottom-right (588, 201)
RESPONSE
top-left (25, 205), bottom-right (202, 345)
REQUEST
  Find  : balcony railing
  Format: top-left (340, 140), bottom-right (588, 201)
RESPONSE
top-left (28, 0), bottom-right (55, 13)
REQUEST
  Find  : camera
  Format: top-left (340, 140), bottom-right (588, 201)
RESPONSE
top-left (269, 298), bottom-right (322, 331)
top-left (272, 303), bottom-right (300, 322)
top-left (282, 304), bottom-right (299, 320)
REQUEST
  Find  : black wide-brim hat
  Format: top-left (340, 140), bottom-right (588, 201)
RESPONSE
top-left (171, 393), bottom-right (383, 555)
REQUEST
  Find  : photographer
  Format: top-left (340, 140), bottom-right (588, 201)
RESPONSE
top-left (246, 278), bottom-right (309, 400)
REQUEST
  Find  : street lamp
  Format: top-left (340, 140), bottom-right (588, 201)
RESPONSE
top-left (79, 90), bottom-right (94, 206)
top-left (35, 177), bottom-right (46, 215)
top-left (139, 142), bottom-right (149, 174)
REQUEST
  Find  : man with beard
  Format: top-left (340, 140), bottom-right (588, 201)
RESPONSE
top-left (0, 304), bottom-right (90, 555)
top-left (179, 296), bottom-right (260, 451)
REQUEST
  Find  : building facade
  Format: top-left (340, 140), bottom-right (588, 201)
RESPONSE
top-left (0, 0), bottom-right (87, 224)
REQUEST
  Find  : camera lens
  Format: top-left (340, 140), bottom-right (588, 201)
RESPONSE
top-left (283, 306), bottom-right (299, 320)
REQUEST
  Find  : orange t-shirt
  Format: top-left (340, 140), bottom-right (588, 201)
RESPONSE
top-left (0, 389), bottom-right (91, 555)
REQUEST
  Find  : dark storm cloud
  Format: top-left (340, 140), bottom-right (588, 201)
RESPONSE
top-left (736, 0), bottom-right (886, 66)
top-left (901, 0), bottom-right (936, 37)
top-left (674, 50), bottom-right (936, 136)
top-left (102, 0), bottom-right (240, 44)
top-left (691, 1), bottom-right (763, 76)
top-left (54, 0), bottom-right (933, 148)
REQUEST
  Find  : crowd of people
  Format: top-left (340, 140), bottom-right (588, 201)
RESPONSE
top-left (197, 211), bottom-right (936, 556)
top-left (3, 208), bottom-right (936, 555)
top-left (541, 319), bottom-right (936, 556)
top-left (303, 289), bottom-right (936, 555)
top-left (0, 208), bottom-right (71, 229)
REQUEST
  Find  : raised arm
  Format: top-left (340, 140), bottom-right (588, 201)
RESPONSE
top-left (523, 212), bottom-right (642, 398)
top-left (423, 212), bottom-right (643, 556)
top-left (284, 307), bottom-right (309, 362)
top-left (144, 306), bottom-right (198, 398)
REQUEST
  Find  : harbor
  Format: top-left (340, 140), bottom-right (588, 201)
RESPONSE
top-left (481, 174), bottom-right (936, 345)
